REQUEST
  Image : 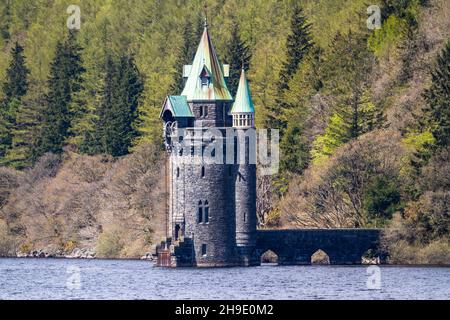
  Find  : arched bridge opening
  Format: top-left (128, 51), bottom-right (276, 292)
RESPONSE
top-left (254, 229), bottom-right (383, 266)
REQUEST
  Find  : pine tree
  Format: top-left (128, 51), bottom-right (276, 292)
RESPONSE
top-left (311, 30), bottom-right (381, 161)
top-left (278, 5), bottom-right (313, 92)
top-left (95, 54), bottom-right (143, 157)
top-left (0, 42), bottom-right (29, 159)
top-left (94, 54), bottom-right (117, 154)
top-left (2, 42), bottom-right (29, 104)
top-left (280, 48), bottom-right (324, 174)
top-left (3, 87), bottom-right (44, 169)
top-left (225, 22), bottom-right (251, 97)
top-left (33, 31), bottom-right (85, 159)
top-left (422, 41), bottom-right (450, 147)
top-left (171, 19), bottom-right (198, 95)
top-left (265, 4), bottom-right (313, 131)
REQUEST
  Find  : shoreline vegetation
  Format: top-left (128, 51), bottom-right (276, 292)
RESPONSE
top-left (1, 0), bottom-right (449, 266)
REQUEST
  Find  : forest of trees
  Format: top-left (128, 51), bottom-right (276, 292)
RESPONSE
top-left (0, 0), bottom-right (449, 263)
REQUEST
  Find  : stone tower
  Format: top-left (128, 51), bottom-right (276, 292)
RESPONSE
top-left (231, 69), bottom-right (257, 266)
top-left (157, 19), bottom-right (257, 267)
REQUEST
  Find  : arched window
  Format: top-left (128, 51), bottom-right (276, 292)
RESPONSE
top-left (198, 201), bottom-right (203, 223)
top-left (201, 166), bottom-right (205, 178)
top-left (204, 201), bottom-right (209, 223)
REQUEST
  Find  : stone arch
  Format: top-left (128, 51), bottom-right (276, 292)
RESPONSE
top-left (260, 250), bottom-right (279, 265)
top-left (311, 249), bottom-right (330, 265)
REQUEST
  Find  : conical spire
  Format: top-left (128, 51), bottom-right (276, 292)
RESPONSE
top-left (231, 68), bottom-right (255, 114)
top-left (181, 24), bottom-right (232, 101)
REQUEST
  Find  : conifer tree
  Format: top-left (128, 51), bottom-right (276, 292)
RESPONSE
top-left (280, 47), bottom-right (324, 174)
top-left (311, 30), bottom-right (382, 161)
top-left (225, 22), bottom-right (251, 97)
top-left (95, 54), bottom-right (143, 157)
top-left (265, 4), bottom-right (312, 131)
top-left (2, 42), bottom-right (28, 103)
top-left (94, 54), bottom-right (117, 154)
top-left (171, 19), bottom-right (198, 95)
top-left (278, 5), bottom-right (313, 92)
top-left (0, 42), bottom-right (29, 159)
top-left (3, 88), bottom-right (44, 169)
top-left (422, 41), bottom-right (450, 147)
top-left (33, 31), bottom-right (85, 159)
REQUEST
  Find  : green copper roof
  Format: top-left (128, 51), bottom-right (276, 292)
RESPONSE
top-left (181, 25), bottom-right (233, 101)
top-left (160, 95), bottom-right (194, 118)
top-left (231, 69), bottom-right (255, 113)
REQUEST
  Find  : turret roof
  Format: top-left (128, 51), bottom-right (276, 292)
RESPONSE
top-left (181, 23), bottom-right (233, 101)
top-left (231, 69), bottom-right (255, 114)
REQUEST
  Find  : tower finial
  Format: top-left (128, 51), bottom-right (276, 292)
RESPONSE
top-left (203, 1), bottom-right (208, 28)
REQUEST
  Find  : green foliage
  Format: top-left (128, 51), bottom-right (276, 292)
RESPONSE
top-left (2, 86), bottom-right (44, 169)
top-left (96, 228), bottom-right (124, 258)
top-left (403, 130), bottom-right (435, 153)
top-left (93, 54), bottom-right (143, 157)
top-left (311, 28), bottom-right (386, 162)
top-left (0, 42), bottom-right (29, 161)
top-left (363, 176), bottom-right (402, 225)
top-left (225, 22), bottom-right (252, 97)
top-left (422, 41), bottom-right (450, 147)
top-left (265, 3), bottom-right (313, 132)
top-left (171, 18), bottom-right (199, 95)
top-left (0, 0), bottom-right (11, 41)
top-left (368, 15), bottom-right (408, 59)
top-left (33, 31), bottom-right (85, 159)
top-left (311, 93), bottom-right (382, 163)
top-left (0, 99), bottom-right (19, 159)
top-left (2, 42), bottom-right (29, 103)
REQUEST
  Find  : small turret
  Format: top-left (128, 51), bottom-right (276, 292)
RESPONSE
top-left (231, 68), bottom-right (255, 128)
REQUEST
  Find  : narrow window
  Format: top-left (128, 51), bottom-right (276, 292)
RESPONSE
top-left (201, 166), bottom-right (205, 178)
top-left (176, 167), bottom-right (180, 178)
top-left (199, 106), bottom-right (203, 117)
top-left (175, 224), bottom-right (180, 240)
top-left (198, 201), bottom-right (203, 223)
top-left (244, 212), bottom-right (246, 222)
top-left (204, 201), bottom-right (209, 223)
top-left (203, 106), bottom-right (208, 117)
top-left (201, 244), bottom-right (207, 256)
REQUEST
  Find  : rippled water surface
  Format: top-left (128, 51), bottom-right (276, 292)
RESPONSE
top-left (0, 258), bottom-right (448, 300)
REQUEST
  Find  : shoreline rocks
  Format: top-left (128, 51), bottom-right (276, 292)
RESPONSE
top-left (14, 247), bottom-right (97, 259)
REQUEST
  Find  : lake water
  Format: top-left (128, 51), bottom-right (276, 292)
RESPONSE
top-left (0, 258), bottom-right (448, 300)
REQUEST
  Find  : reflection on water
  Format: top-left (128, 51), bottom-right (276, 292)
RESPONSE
top-left (0, 258), bottom-right (448, 300)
